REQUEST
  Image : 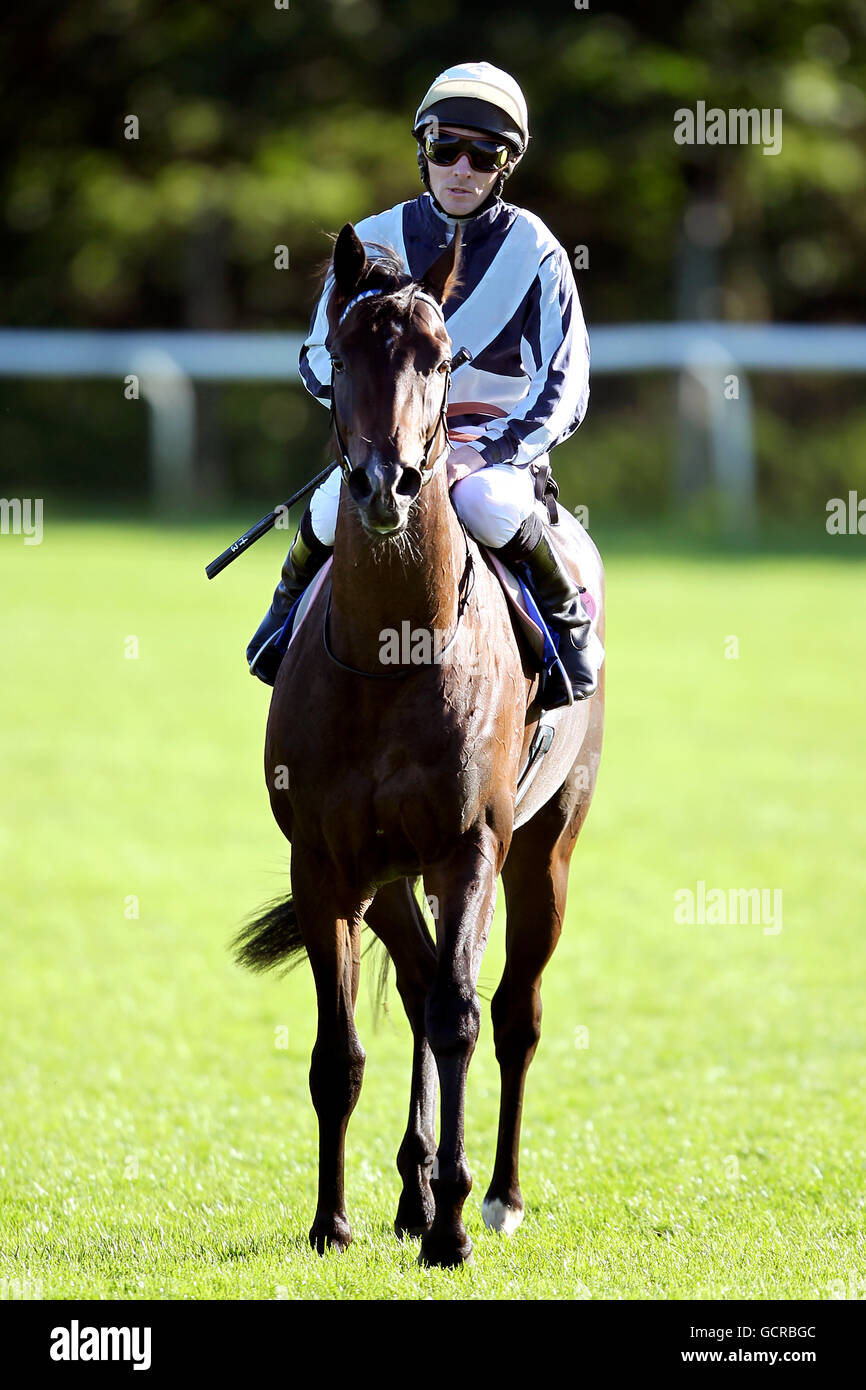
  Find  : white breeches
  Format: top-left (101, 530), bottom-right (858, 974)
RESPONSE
top-left (308, 460), bottom-right (541, 550)
top-left (308, 465), bottom-right (345, 545)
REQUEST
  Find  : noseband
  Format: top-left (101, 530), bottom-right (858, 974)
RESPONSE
top-left (328, 287), bottom-right (466, 485)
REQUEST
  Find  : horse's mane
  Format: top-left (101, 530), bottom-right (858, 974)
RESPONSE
top-left (312, 238), bottom-right (422, 306)
top-left (350, 239), bottom-right (462, 308)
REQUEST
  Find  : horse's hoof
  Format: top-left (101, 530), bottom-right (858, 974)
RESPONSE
top-left (481, 1197), bottom-right (525, 1235)
top-left (309, 1213), bottom-right (352, 1255)
top-left (394, 1191), bottom-right (435, 1241)
top-left (418, 1231), bottom-right (474, 1268)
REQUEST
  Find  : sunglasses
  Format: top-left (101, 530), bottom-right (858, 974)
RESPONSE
top-left (422, 131), bottom-right (513, 173)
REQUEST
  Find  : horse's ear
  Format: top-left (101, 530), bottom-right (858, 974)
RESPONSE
top-left (419, 227), bottom-right (461, 305)
top-left (332, 223), bottom-right (367, 296)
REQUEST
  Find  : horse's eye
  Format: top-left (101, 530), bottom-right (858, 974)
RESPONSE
top-left (437, 360), bottom-right (451, 374)
top-left (331, 357), bottom-right (345, 373)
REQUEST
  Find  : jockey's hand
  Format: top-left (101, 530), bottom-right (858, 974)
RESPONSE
top-left (446, 443), bottom-right (487, 487)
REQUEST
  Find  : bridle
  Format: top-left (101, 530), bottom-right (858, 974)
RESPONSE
top-left (322, 283), bottom-right (475, 680)
top-left (327, 286), bottom-right (470, 485)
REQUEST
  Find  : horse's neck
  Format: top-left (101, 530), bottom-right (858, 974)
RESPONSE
top-left (330, 474), bottom-right (465, 668)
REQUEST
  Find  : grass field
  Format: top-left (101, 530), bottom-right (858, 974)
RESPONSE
top-left (1, 517), bottom-right (865, 1300)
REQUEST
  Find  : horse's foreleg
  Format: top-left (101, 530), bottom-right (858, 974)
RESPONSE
top-left (364, 878), bottom-right (438, 1240)
top-left (291, 846), bottom-right (367, 1255)
top-left (484, 763), bottom-right (595, 1234)
top-left (419, 831), bottom-right (501, 1268)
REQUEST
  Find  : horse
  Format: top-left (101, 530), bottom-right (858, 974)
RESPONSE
top-left (234, 222), bottom-right (605, 1268)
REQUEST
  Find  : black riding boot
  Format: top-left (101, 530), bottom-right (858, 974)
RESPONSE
top-left (246, 506), bottom-right (333, 685)
top-left (496, 512), bottom-right (597, 707)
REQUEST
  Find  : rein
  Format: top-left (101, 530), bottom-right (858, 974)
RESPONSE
top-left (322, 280), bottom-right (476, 680)
top-left (322, 522), bottom-right (475, 680)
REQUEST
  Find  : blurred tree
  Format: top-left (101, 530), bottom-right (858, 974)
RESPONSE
top-left (1, 0), bottom-right (863, 331)
top-left (1, 0), bottom-right (864, 512)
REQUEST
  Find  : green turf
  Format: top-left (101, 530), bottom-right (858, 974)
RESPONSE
top-left (1, 518), bottom-right (864, 1300)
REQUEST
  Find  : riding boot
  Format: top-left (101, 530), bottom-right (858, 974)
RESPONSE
top-left (246, 506), bottom-right (333, 685)
top-left (496, 512), bottom-right (597, 707)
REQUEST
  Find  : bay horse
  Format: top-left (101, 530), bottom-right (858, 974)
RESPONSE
top-left (234, 222), bottom-right (605, 1268)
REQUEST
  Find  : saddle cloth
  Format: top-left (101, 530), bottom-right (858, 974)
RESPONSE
top-left (275, 514), bottom-right (605, 681)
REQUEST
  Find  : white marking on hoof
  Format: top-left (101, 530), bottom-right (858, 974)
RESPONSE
top-left (482, 1198), bottom-right (524, 1235)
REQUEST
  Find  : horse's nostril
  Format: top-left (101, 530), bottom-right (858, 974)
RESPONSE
top-left (347, 467), bottom-right (372, 502)
top-left (396, 467), bottom-right (422, 499)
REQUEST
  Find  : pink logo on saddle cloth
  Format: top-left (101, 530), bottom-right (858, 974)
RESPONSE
top-left (580, 589), bottom-right (597, 622)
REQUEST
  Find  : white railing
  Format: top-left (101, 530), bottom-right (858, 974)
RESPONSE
top-left (2, 324), bottom-right (864, 525)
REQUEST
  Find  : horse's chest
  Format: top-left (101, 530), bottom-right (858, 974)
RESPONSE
top-left (286, 708), bottom-right (492, 863)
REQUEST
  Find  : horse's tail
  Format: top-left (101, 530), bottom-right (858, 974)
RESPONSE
top-left (231, 898), bottom-right (391, 1014)
top-left (232, 896), bottom-right (306, 975)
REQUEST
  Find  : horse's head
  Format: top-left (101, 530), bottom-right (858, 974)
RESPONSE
top-left (325, 222), bottom-right (461, 538)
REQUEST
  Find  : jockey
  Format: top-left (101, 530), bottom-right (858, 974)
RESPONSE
top-left (248, 61), bottom-right (596, 707)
